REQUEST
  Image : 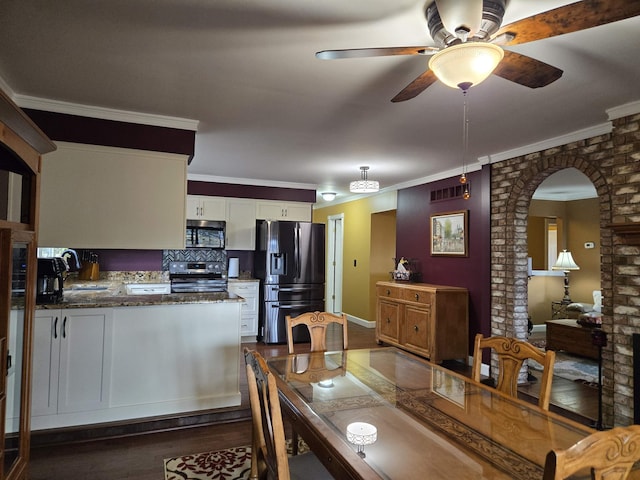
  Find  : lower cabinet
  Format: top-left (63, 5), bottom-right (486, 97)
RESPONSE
top-left (31, 301), bottom-right (242, 430)
top-left (32, 308), bottom-right (113, 417)
top-left (227, 280), bottom-right (259, 338)
top-left (376, 281), bottom-right (468, 363)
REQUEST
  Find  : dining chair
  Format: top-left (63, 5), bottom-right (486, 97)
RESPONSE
top-left (285, 311), bottom-right (348, 354)
top-left (244, 348), bottom-right (333, 480)
top-left (543, 425), bottom-right (640, 479)
top-left (472, 333), bottom-right (556, 410)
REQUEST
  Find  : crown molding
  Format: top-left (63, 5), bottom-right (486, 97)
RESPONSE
top-left (13, 95), bottom-right (199, 131)
top-left (607, 100), bottom-right (640, 120)
top-left (187, 173), bottom-right (317, 191)
top-left (478, 122), bottom-right (613, 164)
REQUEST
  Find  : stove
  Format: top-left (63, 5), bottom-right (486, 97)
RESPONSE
top-left (169, 261), bottom-right (227, 293)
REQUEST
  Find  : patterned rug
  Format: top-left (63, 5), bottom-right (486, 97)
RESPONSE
top-left (530, 351), bottom-right (599, 385)
top-left (164, 439), bottom-right (308, 480)
top-left (164, 446), bottom-right (252, 480)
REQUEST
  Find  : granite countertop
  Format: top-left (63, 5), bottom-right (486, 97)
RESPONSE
top-left (37, 281), bottom-right (244, 309)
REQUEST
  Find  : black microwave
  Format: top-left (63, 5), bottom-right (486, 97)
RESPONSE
top-left (186, 220), bottom-right (225, 249)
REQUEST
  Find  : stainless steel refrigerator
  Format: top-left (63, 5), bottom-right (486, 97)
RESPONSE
top-left (255, 220), bottom-right (325, 344)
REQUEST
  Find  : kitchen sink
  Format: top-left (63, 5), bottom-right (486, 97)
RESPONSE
top-left (125, 283), bottom-right (171, 295)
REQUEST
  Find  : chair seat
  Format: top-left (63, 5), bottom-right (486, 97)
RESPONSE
top-left (289, 451), bottom-right (333, 480)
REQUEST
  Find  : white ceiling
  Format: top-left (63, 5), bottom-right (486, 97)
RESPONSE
top-left (0, 0), bottom-right (637, 203)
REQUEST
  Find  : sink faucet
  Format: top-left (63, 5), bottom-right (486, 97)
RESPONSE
top-left (61, 249), bottom-right (81, 271)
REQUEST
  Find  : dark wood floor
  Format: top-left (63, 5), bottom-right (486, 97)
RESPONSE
top-left (28, 323), bottom-right (598, 480)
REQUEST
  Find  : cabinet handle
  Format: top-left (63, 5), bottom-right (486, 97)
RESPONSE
top-left (54, 316), bottom-right (58, 339)
top-left (386, 317), bottom-right (391, 324)
top-left (386, 289), bottom-right (391, 295)
top-left (62, 317), bottom-right (67, 338)
top-left (415, 293), bottom-right (420, 301)
top-left (414, 325), bottom-right (419, 332)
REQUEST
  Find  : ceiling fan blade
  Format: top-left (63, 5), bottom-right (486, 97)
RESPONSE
top-left (494, 0), bottom-right (640, 46)
top-left (391, 70), bottom-right (438, 102)
top-left (435, 0), bottom-right (482, 36)
top-left (316, 46), bottom-right (439, 60)
top-left (493, 50), bottom-right (563, 88)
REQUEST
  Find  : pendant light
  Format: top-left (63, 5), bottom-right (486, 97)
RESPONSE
top-left (350, 166), bottom-right (379, 193)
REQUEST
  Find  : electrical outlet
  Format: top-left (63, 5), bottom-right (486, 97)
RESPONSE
top-left (585, 242), bottom-right (595, 249)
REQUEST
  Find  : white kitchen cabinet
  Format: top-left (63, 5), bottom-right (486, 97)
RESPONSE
top-left (226, 198), bottom-right (256, 250)
top-left (32, 308), bottom-right (113, 417)
top-left (187, 195), bottom-right (226, 220)
top-left (110, 303), bottom-right (241, 410)
top-left (227, 280), bottom-right (259, 337)
top-left (255, 200), bottom-right (311, 221)
top-left (39, 142), bottom-right (187, 249)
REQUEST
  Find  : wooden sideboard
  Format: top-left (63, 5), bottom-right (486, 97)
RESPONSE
top-left (375, 281), bottom-right (469, 363)
top-left (545, 319), bottom-right (599, 360)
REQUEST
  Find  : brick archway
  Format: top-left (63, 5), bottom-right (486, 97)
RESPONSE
top-left (491, 150), bottom-right (615, 421)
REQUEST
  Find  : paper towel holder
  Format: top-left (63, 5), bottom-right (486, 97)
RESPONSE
top-left (228, 257), bottom-right (239, 278)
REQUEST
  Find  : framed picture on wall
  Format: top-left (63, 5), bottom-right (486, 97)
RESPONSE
top-left (430, 210), bottom-right (468, 256)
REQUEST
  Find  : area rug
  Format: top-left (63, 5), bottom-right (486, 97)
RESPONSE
top-left (530, 351), bottom-right (599, 384)
top-left (164, 439), bottom-right (308, 480)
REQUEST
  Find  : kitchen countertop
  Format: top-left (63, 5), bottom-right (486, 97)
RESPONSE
top-left (36, 282), bottom-right (244, 309)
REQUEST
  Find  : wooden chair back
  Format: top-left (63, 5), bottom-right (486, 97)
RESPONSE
top-left (285, 311), bottom-right (348, 354)
top-left (472, 333), bottom-right (556, 410)
top-left (244, 348), bottom-right (291, 480)
top-left (285, 351), bottom-right (347, 384)
top-left (543, 425), bottom-right (640, 480)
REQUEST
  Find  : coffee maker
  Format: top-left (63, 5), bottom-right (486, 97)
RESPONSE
top-left (36, 258), bottom-right (65, 304)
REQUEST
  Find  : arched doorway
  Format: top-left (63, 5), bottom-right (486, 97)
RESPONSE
top-left (490, 154), bottom-right (614, 421)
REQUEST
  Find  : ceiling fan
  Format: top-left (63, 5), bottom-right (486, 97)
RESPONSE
top-left (316, 0), bottom-right (640, 102)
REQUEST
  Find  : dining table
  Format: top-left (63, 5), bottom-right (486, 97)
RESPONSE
top-left (266, 347), bottom-right (598, 480)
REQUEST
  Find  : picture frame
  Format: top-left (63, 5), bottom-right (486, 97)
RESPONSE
top-left (430, 210), bottom-right (468, 256)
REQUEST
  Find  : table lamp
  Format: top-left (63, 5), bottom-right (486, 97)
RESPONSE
top-left (551, 250), bottom-right (580, 303)
top-left (346, 422), bottom-right (377, 458)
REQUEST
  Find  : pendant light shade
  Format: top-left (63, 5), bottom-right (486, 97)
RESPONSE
top-left (429, 43), bottom-right (504, 90)
top-left (350, 166), bottom-right (379, 193)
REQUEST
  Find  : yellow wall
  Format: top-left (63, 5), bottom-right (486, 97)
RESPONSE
top-left (527, 197), bottom-right (600, 325)
top-left (313, 192), bottom-right (396, 322)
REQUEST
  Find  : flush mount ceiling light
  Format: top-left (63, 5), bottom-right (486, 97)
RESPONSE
top-left (321, 192), bottom-right (337, 201)
top-left (429, 43), bottom-right (504, 91)
top-left (350, 166), bottom-right (379, 193)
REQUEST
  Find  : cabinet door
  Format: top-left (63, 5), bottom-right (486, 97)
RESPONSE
top-left (57, 308), bottom-right (113, 414)
top-left (226, 199), bottom-right (256, 250)
top-left (377, 300), bottom-right (400, 343)
top-left (228, 281), bottom-right (259, 336)
top-left (255, 201), bottom-right (286, 220)
top-left (187, 195), bottom-right (226, 220)
top-left (283, 202), bottom-right (311, 221)
top-left (404, 305), bottom-right (431, 354)
top-left (32, 310), bottom-right (62, 417)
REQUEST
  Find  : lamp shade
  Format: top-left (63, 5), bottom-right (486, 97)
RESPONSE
top-left (346, 422), bottom-right (377, 447)
top-left (428, 42), bottom-right (504, 90)
top-left (350, 166), bottom-right (379, 193)
top-left (552, 250), bottom-right (580, 271)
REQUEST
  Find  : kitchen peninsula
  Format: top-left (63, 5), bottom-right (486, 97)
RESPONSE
top-left (29, 282), bottom-right (243, 431)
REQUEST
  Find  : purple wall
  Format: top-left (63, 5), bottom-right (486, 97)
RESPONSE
top-left (188, 180), bottom-right (316, 202)
top-left (396, 167), bottom-right (492, 354)
top-left (78, 249), bottom-right (163, 271)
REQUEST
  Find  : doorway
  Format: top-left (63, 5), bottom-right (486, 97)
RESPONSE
top-left (326, 214), bottom-right (344, 314)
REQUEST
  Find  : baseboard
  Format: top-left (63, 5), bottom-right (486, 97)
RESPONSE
top-left (31, 406), bottom-right (251, 448)
top-left (347, 315), bottom-right (376, 329)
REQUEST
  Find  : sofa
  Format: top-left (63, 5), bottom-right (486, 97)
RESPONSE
top-left (566, 290), bottom-right (602, 327)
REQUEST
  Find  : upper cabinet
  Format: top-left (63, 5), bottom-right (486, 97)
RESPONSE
top-left (255, 200), bottom-right (311, 222)
top-left (39, 142), bottom-right (187, 249)
top-left (226, 198), bottom-right (256, 250)
top-left (186, 195), bottom-right (226, 221)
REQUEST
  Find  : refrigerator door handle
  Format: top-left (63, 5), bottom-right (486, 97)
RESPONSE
top-left (270, 303), bottom-right (315, 309)
top-left (271, 287), bottom-right (314, 293)
top-left (294, 222), bottom-right (301, 279)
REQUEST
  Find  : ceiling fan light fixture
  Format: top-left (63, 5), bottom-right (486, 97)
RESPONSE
top-left (428, 42), bottom-right (504, 90)
top-left (350, 166), bottom-right (380, 193)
